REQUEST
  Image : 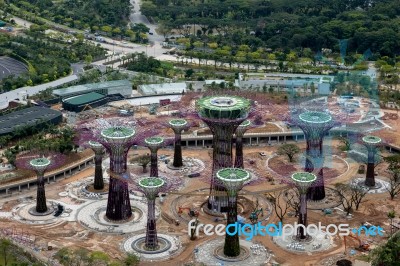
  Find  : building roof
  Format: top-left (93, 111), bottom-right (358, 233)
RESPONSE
top-left (63, 92), bottom-right (106, 106)
top-left (0, 106), bottom-right (62, 135)
top-left (53, 80), bottom-right (131, 97)
top-left (138, 83), bottom-right (186, 95)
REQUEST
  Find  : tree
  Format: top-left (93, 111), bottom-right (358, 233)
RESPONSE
top-left (0, 239), bottom-right (11, 266)
top-left (84, 55), bottom-right (93, 67)
top-left (387, 210), bottom-right (396, 236)
top-left (131, 154), bottom-right (151, 173)
top-left (123, 254), bottom-right (140, 266)
top-left (350, 183), bottom-right (368, 211)
top-left (369, 232), bottom-right (400, 266)
top-left (266, 190), bottom-right (291, 222)
top-left (338, 136), bottom-right (351, 151)
top-left (277, 143), bottom-right (300, 162)
top-left (335, 183), bottom-right (354, 215)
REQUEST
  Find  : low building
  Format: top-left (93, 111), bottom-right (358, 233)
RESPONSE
top-left (62, 92), bottom-right (107, 112)
top-left (52, 80), bottom-right (132, 98)
top-left (237, 73), bottom-right (334, 95)
top-left (0, 106), bottom-right (62, 136)
top-left (138, 82), bottom-right (186, 95)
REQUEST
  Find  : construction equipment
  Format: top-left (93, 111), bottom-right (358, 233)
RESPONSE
top-left (344, 233), bottom-right (370, 253)
top-left (178, 207), bottom-right (199, 217)
top-left (249, 208), bottom-right (263, 223)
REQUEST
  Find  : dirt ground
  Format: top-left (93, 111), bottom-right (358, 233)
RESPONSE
top-left (1, 133), bottom-right (399, 265)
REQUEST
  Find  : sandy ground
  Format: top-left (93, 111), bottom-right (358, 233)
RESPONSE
top-left (0, 140), bottom-right (399, 265)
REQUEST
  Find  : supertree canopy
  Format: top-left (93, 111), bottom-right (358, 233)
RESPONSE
top-left (361, 135), bottom-right (382, 187)
top-left (138, 177), bottom-right (165, 250)
top-left (196, 95), bottom-right (251, 212)
top-left (291, 172), bottom-right (317, 240)
top-left (144, 137), bottom-right (164, 177)
top-left (88, 140), bottom-right (105, 190)
top-left (216, 168), bottom-right (250, 257)
top-left (234, 120), bottom-right (251, 168)
top-left (291, 111), bottom-right (336, 201)
top-left (16, 151), bottom-right (65, 213)
top-left (168, 119), bottom-right (188, 168)
top-left (100, 125), bottom-right (136, 221)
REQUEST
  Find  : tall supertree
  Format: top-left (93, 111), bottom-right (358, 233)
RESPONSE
top-left (196, 96), bottom-right (251, 212)
top-left (137, 177), bottom-right (165, 250)
top-left (77, 117), bottom-right (159, 221)
top-left (16, 152), bottom-right (65, 213)
top-left (216, 168), bottom-right (250, 257)
top-left (361, 135), bottom-right (382, 187)
top-left (168, 119), bottom-right (188, 168)
top-left (234, 120), bottom-right (251, 168)
top-left (88, 140), bottom-right (105, 190)
top-left (291, 172), bottom-right (317, 240)
top-left (144, 137), bottom-right (164, 177)
top-left (291, 111), bottom-right (335, 201)
top-left (101, 126), bottom-right (136, 221)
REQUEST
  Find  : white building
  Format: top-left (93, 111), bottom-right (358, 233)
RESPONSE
top-left (138, 82), bottom-right (187, 95)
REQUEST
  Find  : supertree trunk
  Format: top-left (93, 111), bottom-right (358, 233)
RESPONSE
top-left (150, 150), bottom-right (158, 177)
top-left (173, 132), bottom-right (183, 167)
top-left (234, 136), bottom-right (244, 168)
top-left (36, 174), bottom-right (47, 213)
top-left (145, 199), bottom-right (158, 249)
top-left (365, 150), bottom-right (376, 187)
top-left (297, 193), bottom-right (308, 239)
top-left (305, 139), bottom-right (325, 201)
top-left (224, 195), bottom-right (240, 257)
top-left (207, 122), bottom-right (241, 212)
top-left (106, 149), bottom-right (132, 221)
top-left (94, 153), bottom-right (104, 190)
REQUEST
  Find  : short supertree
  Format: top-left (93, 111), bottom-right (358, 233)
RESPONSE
top-left (291, 111), bottom-right (336, 201)
top-left (291, 172), bottom-right (317, 240)
top-left (144, 137), bottom-right (164, 177)
top-left (196, 95), bottom-right (251, 212)
top-left (138, 177), bottom-right (165, 250)
top-left (88, 140), bottom-right (105, 190)
top-left (361, 135), bottom-right (382, 187)
top-left (16, 151), bottom-right (65, 213)
top-left (168, 119), bottom-right (188, 168)
top-left (234, 120), bottom-right (251, 168)
top-left (216, 168), bottom-right (250, 257)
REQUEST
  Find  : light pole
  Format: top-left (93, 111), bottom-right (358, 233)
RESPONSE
top-left (291, 172), bottom-right (317, 240)
top-left (138, 177), bottom-right (164, 250)
top-left (216, 168), bottom-right (250, 257)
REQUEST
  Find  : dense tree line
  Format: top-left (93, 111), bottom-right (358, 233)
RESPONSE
top-left (143, 0), bottom-right (400, 57)
top-left (0, 32), bottom-right (105, 91)
top-left (6, 0), bottom-right (130, 29)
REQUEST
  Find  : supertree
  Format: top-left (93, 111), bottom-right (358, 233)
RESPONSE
top-left (16, 151), bottom-right (65, 213)
top-left (137, 177), bottom-right (164, 250)
top-left (196, 95), bottom-right (251, 212)
top-left (77, 117), bottom-right (159, 221)
top-left (168, 119), bottom-right (188, 168)
top-left (291, 172), bottom-right (317, 240)
top-left (88, 140), bottom-right (105, 190)
top-left (234, 120), bottom-right (251, 168)
top-left (144, 137), bottom-right (164, 177)
top-left (361, 135), bottom-right (382, 187)
top-left (216, 168), bottom-right (250, 257)
top-left (290, 111), bottom-right (336, 201)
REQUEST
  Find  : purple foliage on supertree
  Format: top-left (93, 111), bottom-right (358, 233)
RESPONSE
top-left (16, 151), bottom-right (66, 172)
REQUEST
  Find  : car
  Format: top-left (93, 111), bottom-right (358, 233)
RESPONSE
top-left (259, 152), bottom-right (267, 156)
top-left (149, 32), bottom-right (154, 35)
